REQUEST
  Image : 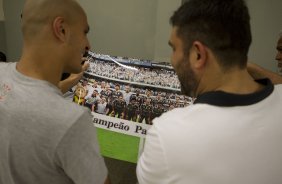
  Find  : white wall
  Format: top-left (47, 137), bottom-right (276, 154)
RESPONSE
top-left (247, 0), bottom-right (282, 71)
top-left (3, 0), bottom-right (23, 61)
top-left (0, 0), bottom-right (7, 53)
top-left (79, 0), bottom-right (181, 62)
top-left (153, 0), bottom-right (182, 62)
top-left (2, 0), bottom-right (282, 72)
top-left (79, 0), bottom-right (159, 61)
top-left (0, 0), bottom-right (4, 21)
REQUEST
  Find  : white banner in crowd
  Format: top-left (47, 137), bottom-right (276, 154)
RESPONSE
top-left (92, 112), bottom-right (152, 138)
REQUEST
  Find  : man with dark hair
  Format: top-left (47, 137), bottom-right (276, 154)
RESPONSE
top-left (84, 89), bottom-right (100, 111)
top-left (101, 84), bottom-right (112, 99)
top-left (138, 98), bottom-right (152, 125)
top-left (137, 0), bottom-right (282, 183)
top-left (112, 95), bottom-right (126, 118)
top-left (130, 88), bottom-right (144, 106)
top-left (0, 0), bottom-right (109, 183)
top-left (112, 83), bottom-right (123, 100)
top-left (150, 103), bottom-right (164, 123)
top-left (125, 98), bottom-right (139, 122)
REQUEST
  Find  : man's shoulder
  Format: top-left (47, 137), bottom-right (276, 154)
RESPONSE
top-left (0, 62), bottom-right (10, 67)
top-left (32, 98), bottom-right (93, 145)
top-left (151, 104), bottom-right (208, 134)
top-left (154, 106), bottom-right (192, 123)
top-left (48, 96), bottom-right (91, 124)
top-left (21, 89), bottom-right (92, 133)
top-left (274, 83), bottom-right (282, 89)
top-left (0, 62), bottom-right (13, 74)
top-left (272, 84), bottom-right (282, 99)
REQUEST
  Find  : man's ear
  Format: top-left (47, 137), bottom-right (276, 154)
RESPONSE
top-left (52, 17), bottom-right (68, 42)
top-left (191, 41), bottom-right (207, 69)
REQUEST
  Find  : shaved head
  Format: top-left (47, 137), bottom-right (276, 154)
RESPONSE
top-left (22, 0), bottom-right (85, 41)
top-left (18, 0), bottom-right (90, 85)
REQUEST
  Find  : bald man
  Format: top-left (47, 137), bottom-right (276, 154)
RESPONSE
top-left (0, 0), bottom-right (109, 184)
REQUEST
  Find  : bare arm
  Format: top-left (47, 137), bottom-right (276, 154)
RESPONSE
top-left (91, 103), bottom-right (95, 112)
top-left (247, 62), bottom-right (282, 84)
top-left (59, 61), bottom-right (89, 93)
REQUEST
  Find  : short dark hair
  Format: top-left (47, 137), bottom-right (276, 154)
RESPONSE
top-left (170, 0), bottom-right (251, 69)
top-left (0, 52), bottom-right (7, 62)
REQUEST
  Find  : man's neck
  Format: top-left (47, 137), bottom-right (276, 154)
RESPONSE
top-left (197, 68), bottom-right (264, 96)
top-left (17, 53), bottom-right (62, 87)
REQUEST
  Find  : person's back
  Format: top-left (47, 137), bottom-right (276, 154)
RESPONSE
top-left (137, 82), bottom-right (282, 183)
top-left (0, 0), bottom-right (108, 183)
top-left (0, 62), bottom-right (107, 183)
top-left (137, 0), bottom-right (282, 183)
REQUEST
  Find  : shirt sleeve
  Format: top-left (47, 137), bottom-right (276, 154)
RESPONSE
top-left (137, 123), bottom-right (169, 184)
top-left (54, 110), bottom-right (108, 184)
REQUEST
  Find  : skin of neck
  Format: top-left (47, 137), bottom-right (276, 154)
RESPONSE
top-left (195, 52), bottom-right (264, 96)
top-left (17, 33), bottom-right (66, 87)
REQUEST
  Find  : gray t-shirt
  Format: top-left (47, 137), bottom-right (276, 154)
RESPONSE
top-left (0, 62), bottom-right (107, 184)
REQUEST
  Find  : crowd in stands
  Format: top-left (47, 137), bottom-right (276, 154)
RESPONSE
top-left (86, 59), bottom-right (181, 90)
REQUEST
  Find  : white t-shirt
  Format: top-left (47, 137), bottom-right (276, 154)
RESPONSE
top-left (137, 79), bottom-right (282, 184)
top-left (96, 102), bottom-right (107, 114)
top-left (123, 91), bottom-right (133, 105)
